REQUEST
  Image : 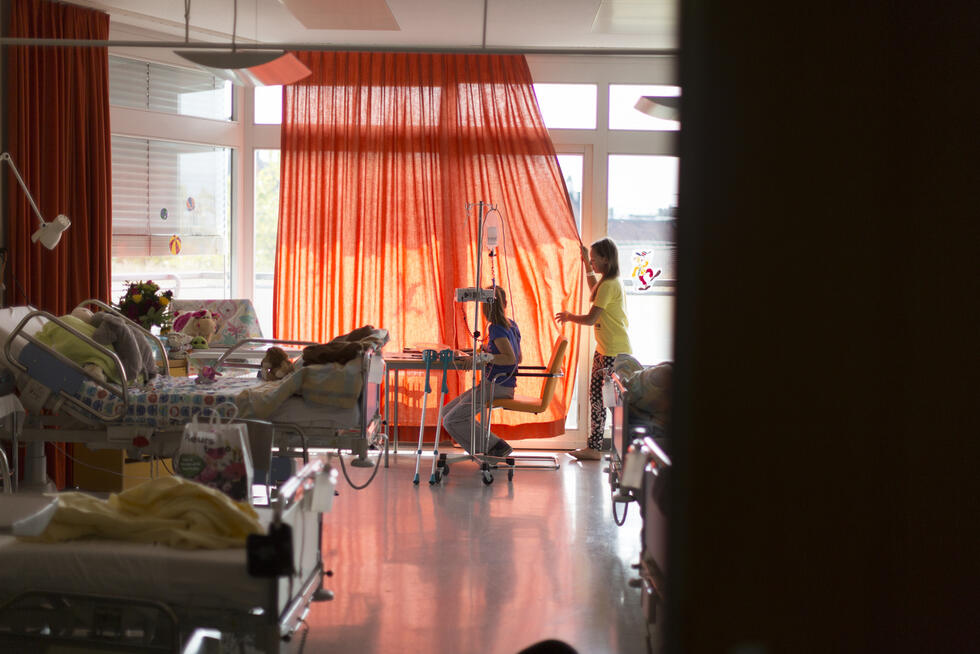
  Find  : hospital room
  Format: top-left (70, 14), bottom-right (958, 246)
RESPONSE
top-left (0, 1), bottom-right (970, 653)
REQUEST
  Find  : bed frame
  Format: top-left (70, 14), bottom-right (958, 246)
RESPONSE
top-left (0, 458), bottom-right (337, 653)
top-left (0, 305), bottom-right (387, 490)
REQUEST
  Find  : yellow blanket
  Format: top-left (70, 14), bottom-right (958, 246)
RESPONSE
top-left (25, 476), bottom-right (264, 549)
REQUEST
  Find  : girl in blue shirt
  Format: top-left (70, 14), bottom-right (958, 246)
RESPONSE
top-left (443, 286), bottom-right (522, 457)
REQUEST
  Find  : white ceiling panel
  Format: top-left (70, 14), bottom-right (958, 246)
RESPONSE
top-left (67, 0), bottom-right (677, 50)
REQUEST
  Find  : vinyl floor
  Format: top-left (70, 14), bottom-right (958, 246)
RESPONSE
top-left (295, 449), bottom-right (657, 654)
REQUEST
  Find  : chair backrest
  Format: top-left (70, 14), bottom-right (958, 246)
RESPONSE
top-left (494, 334), bottom-right (569, 414)
top-left (538, 335), bottom-right (569, 407)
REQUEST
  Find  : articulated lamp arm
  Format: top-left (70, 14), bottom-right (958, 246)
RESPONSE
top-left (0, 152), bottom-right (71, 250)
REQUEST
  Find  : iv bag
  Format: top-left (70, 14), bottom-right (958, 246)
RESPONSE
top-left (483, 211), bottom-right (503, 249)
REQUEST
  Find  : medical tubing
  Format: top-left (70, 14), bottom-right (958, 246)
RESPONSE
top-left (338, 433), bottom-right (387, 490)
top-left (611, 488), bottom-right (630, 526)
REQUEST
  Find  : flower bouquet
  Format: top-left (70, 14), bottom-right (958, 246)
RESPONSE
top-left (117, 280), bottom-right (174, 330)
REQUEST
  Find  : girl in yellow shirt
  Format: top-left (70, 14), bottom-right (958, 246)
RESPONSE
top-left (556, 238), bottom-right (632, 460)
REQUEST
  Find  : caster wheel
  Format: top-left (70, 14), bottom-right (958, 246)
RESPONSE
top-left (483, 472), bottom-right (494, 485)
top-left (434, 472), bottom-right (442, 483)
top-left (443, 463), bottom-right (450, 477)
top-left (507, 470), bottom-right (514, 481)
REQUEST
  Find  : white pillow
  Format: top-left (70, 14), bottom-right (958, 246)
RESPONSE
top-left (0, 306), bottom-right (45, 370)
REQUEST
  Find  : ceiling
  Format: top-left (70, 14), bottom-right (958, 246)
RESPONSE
top-left (67, 0), bottom-right (678, 52)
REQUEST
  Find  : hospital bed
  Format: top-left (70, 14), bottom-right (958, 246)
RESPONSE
top-left (0, 302), bottom-right (388, 490)
top-left (0, 457), bottom-right (337, 653)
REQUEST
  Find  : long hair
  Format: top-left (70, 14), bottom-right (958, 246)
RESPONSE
top-left (483, 286), bottom-right (509, 327)
top-left (590, 237), bottom-right (620, 302)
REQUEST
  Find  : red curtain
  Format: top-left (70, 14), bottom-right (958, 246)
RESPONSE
top-left (5, 0), bottom-right (112, 486)
top-left (276, 52), bottom-right (584, 438)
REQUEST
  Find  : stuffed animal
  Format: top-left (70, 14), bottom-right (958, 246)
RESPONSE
top-left (174, 310), bottom-right (219, 345)
top-left (190, 336), bottom-right (209, 350)
top-left (90, 312), bottom-right (158, 382)
top-left (260, 347), bottom-right (295, 381)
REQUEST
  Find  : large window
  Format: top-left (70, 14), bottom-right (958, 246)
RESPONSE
top-left (110, 136), bottom-right (232, 302)
top-left (532, 84), bottom-right (598, 129)
top-left (109, 55), bottom-right (232, 121)
top-left (608, 155), bottom-right (677, 364)
top-left (253, 150), bottom-right (281, 336)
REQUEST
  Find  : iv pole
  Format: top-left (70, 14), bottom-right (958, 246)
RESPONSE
top-left (468, 201), bottom-right (489, 458)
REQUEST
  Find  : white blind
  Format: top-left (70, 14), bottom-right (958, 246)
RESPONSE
top-left (109, 55), bottom-right (232, 120)
top-left (111, 135), bottom-right (231, 258)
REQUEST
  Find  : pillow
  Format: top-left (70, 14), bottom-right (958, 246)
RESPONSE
top-left (0, 306), bottom-right (45, 371)
top-left (34, 316), bottom-right (122, 384)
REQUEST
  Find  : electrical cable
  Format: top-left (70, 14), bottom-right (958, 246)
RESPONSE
top-left (336, 434), bottom-right (386, 490)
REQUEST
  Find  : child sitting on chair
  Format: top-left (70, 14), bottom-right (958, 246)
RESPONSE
top-left (442, 286), bottom-right (521, 458)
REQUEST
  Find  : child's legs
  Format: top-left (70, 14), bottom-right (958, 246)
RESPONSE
top-left (443, 381), bottom-right (513, 454)
top-left (589, 351), bottom-right (615, 450)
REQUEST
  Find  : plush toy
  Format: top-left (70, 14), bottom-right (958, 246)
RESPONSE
top-left (174, 310), bottom-right (219, 346)
top-left (90, 312), bottom-right (158, 382)
top-left (260, 347), bottom-right (295, 381)
top-left (195, 366), bottom-right (222, 384)
top-left (190, 336), bottom-right (209, 350)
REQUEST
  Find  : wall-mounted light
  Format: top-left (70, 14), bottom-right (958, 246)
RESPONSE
top-left (0, 152), bottom-right (71, 250)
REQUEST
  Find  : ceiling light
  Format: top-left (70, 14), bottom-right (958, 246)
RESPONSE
top-left (635, 95), bottom-right (680, 121)
top-left (175, 0), bottom-right (311, 87)
top-left (175, 49), bottom-right (311, 86)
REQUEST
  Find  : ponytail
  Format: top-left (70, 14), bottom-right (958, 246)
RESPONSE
top-left (483, 286), bottom-right (509, 327)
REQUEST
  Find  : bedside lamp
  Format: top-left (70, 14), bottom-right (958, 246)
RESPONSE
top-left (0, 152), bottom-right (71, 250)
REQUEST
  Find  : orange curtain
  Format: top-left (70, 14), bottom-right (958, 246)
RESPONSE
top-left (276, 52), bottom-right (583, 438)
top-left (5, 0), bottom-right (112, 486)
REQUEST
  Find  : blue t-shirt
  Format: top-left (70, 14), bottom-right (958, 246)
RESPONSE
top-left (486, 320), bottom-right (521, 388)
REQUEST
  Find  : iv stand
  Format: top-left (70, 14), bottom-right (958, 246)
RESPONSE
top-left (468, 201), bottom-right (489, 457)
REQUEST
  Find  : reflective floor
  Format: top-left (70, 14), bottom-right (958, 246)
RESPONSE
top-left (299, 450), bottom-right (655, 654)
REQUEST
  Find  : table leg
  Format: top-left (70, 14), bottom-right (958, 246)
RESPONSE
top-left (393, 369), bottom-right (400, 453)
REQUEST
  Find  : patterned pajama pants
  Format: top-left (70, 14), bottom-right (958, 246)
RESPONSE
top-left (589, 351), bottom-right (616, 450)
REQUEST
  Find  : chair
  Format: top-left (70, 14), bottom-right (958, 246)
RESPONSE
top-left (440, 335), bottom-right (568, 485)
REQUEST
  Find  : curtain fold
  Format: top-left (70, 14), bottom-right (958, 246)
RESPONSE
top-left (277, 52), bottom-right (583, 439)
top-left (5, 0), bottom-right (112, 486)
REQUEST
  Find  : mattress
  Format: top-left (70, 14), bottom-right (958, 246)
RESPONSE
top-left (0, 505), bottom-right (320, 616)
top-left (74, 374), bottom-right (361, 429)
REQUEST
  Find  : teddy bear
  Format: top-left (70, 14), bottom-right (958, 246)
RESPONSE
top-left (174, 310), bottom-right (219, 346)
top-left (260, 347), bottom-right (295, 381)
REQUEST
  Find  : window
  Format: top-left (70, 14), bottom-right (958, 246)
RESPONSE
top-left (253, 150), bottom-right (281, 336)
top-left (110, 136), bottom-right (232, 302)
top-left (608, 155), bottom-right (677, 365)
top-left (533, 84), bottom-right (597, 129)
top-left (609, 84), bottom-right (680, 131)
top-left (254, 86), bottom-right (283, 125)
top-left (109, 55), bottom-right (232, 121)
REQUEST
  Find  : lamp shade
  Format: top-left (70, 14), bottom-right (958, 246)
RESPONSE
top-left (175, 50), bottom-right (312, 86)
top-left (31, 214), bottom-right (71, 250)
top-left (635, 95), bottom-right (680, 121)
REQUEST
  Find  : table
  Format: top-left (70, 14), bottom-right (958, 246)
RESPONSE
top-left (383, 352), bottom-right (477, 458)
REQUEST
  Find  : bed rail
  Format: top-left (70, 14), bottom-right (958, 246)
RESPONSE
top-left (3, 309), bottom-right (131, 421)
top-left (77, 298), bottom-right (171, 373)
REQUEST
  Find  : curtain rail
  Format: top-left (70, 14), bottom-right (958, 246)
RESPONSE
top-left (0, 38), bottom-right (675, 57)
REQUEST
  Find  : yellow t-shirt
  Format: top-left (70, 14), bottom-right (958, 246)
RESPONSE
top-left (593, 278), bottom-right (631, 356)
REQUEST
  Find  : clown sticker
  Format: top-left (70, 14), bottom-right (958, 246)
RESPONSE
top-left (632, 250), bottom-right (662, 292)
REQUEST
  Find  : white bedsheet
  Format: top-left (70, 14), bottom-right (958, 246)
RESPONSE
top-left (0, 506), bottom-right (315, 614)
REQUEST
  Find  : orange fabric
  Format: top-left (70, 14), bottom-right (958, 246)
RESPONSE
top-left (276, 52), bottom-right (583, 438)
top-left (5, 0), bottom-right (112, 486)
